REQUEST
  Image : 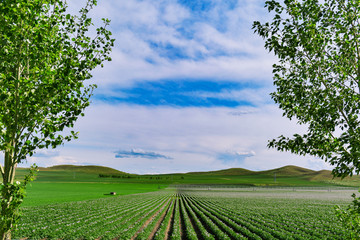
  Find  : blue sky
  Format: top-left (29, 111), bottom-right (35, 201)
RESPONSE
top-left (17, 0), bottom-right (332, 174)
top-left (95, 80), bottom-right (260, 107)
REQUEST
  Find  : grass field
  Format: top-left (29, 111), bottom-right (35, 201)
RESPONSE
top-left (23, 182), bottom-right (166, 206)
top-left (16, 166), bottom-right (168, 206)
top-left (13, 164), bottom-right (360, 207)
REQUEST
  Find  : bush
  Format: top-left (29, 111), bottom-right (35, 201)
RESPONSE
top-left (335, 191), bottom-right (360, 239)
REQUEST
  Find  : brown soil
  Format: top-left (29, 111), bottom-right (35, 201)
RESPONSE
top-left (147, 198), bottom-right (174, 240)
top-left (164, 197), bottom-right (176, 240)
top-left (130, 198), bottom-right (170, 240)
top-left (180, 195), bottom-right (204, 239)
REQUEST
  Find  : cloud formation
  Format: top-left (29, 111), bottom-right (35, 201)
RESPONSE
top-left (218, 150), bottom-right (256, 163)
top-left (115, 149), bottom-right (173, 160)
top-left (12, 1), bottom-right (335, 174)
top-left (80, 0), bottom-right (274, 88)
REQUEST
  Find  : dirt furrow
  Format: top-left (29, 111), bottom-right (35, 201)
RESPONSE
top-left (164, 197), bottom-right (176, 240)
top-left (178, 196), bottom-right (186, 240)
top-left (147, 198), bottom-right (173, 240)
top-left (130, 198), bottom-right (171, 240)
top-left (180, 195), bottom-right (204, 239)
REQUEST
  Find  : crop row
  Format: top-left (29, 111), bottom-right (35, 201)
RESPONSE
top-left (181, 190), bottom-right (346, 239)
top-left (16, 192), bottom-right (173, 239)
top-left (14, 190), bottom-right (346, 239)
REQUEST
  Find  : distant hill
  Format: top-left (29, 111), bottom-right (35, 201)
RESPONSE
top-left (41, 165), bottom-right (127, 175)
top-left (43, 164), bottom-right (326, 177)
top-left (24, 164), bottom-right (359, 186)
top-left (184, 165), bottom-right (340, 183)
top-left (187, 165), bottom-right (318, 177)
top-left (307, 169), bottom-right (334, 181)
top-left (260, 165), bottom-right (316, 176)
top-left (187, 168), bottom-right (254, 176)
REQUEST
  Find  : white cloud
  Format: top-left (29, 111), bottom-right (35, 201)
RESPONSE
top-left (24, 155), bottom-right (79, 168)
top-left (84, 0), bottom-right (276, 88)
top-left (16, 103), bottom-right (332, 174)
top-left (12, 1), bottom-right (335, 175)
top-left (162, 3), bottom-right (190, 24)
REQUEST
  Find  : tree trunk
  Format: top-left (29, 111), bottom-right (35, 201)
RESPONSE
top-left (3, 150), bottom-right (16, 185)
top-left (0, 230), bottom-right (11, 240)
top-left (0, 189), bottom-right (13, 240)
top-left (0, 150), bottom-right (16, 240)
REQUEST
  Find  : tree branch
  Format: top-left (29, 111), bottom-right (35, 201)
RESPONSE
top-left (300, 32), bottom-right (358, 139)
top-left (0, 163), bottom-right (4, 179)
top-left (350, 5), bottom-right (360, 93)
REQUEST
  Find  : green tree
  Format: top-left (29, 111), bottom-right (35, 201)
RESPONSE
top-left (0, 0), bottom-right (114, 239)
top-left (253, 0), bottom-right (360, 237)
top-left (253, 0), bottom-right (360, 178)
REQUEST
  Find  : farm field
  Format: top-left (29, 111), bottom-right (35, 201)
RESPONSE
top-left (14, 187), bottom-right (352, 239)
top-left (14, 164), bottom-right (360, 207)
top-left (22, 182), bottom-right (167, 207)
top-left (15, 166), bottom-right (169, 206)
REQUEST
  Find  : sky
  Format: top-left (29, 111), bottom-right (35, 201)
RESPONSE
top-left (20, 0), bottom-right (333, 174)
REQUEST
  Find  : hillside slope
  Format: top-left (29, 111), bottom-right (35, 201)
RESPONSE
top-left (187, 168), bottom-right (254, 176)
top-left (307, 170), bottom-right (333, 181)
top-left (42, 165), bottom-right (127, 175)
top-left (187, 165), bottom-right (316, 177)
top-left (17, 164), bottom-right (360, 186)
top-left (260, 165), bottom-right (316, 176)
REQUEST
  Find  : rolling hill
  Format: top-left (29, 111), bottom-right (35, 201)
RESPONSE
top-left (260, 165), bottom-right (317, 176)
top-left (17, 164), bottom-right (358, 186)
top-left (186, 167), bottom-right (254, 176)
top-left (34, 164), bottom-right (326, 177)
top-left (42, 165), bottom-right (126, 175)
top-left (187, 165), bottom-right (332, 179)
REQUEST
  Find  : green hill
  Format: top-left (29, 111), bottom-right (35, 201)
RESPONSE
top-left (38, 164), bottom-right (325, 178)
top-left (259, 165), bottom-right (316, 176)
top-left (15, 164), bottom-right (360, 186)
top-left (42, 165), bottom-right (126, 175)
top-left (16, 165), bottom-right (130, 183)
top-left (307, 170), bottom-right (333, 181)
top-left (187, 165), bottom-right (318, 177)
top-left (187, 168), bottom-right (254, 176)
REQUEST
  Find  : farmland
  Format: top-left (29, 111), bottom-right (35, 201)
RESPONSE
top-left (15, 164), bottom-right (360, 207)
top-left (10, 165), bottom-right (358, 239)
top-left (14, 187), bottom-right (352, 239)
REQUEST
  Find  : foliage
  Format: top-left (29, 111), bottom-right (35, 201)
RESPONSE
top-left (0, 0), bottom-right (113, 163)
top-left (0, 165), bottom-right (37, 239)
top-left (335, 191), bottom-right (360, 239)
top-left (0, 0), bottom-right (114, 238)
top-left (253, 0), bottom-right (360, 178)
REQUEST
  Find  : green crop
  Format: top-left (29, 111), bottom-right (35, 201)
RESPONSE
top-left (13, 188), bottom-right (349, 239)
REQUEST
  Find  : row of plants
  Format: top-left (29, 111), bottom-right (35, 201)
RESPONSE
top-left (184, 190), bottom-right (347, 239)
top-left (134, 197), bottom-right (173, 239)
top-left (14, 192), bottom-right (171, 239)
top-left (178, 193), bottom-right (198, 239)
top-left (168, 196), bottom-right (181, 240)
top-left (153, 197), bottom-right (176, 240)
top-left (185, 193), bottom-right (287, 239)
top-left (13, 189), bottom-right (348, 239)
